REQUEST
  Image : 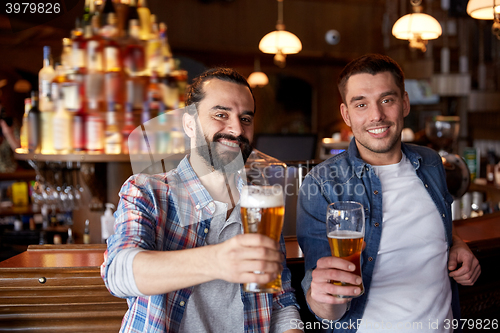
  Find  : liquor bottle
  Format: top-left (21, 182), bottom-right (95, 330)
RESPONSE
top-left (67, 227), bottom-right (75, 244)
top-left (126, 72), bottom-right (145, 111)
top-left (176, 68), bottom-right (188, 109)
top-left (159, 22), bottom-right (174, 77)
top-left (39, 46), bottom-right (56, 154)
top-left (122, 102), bottom-right (138, 155)
top-left (161, 73), bottom-right (179, 111)
top-left (170, 108), bottom-right (185, 154)
top-left (39, 46), bottom-right (55, 112)
top-left (124, 19), bottom-right (145, 77)
top-left (486, 151), bottom-right (497, 185)
top-left (115, 0), bottom-right (129, 37)
top-left (53, 234), bottom-right (62, 245)
top-left (105, 102), bottom-right (122, 154)
top-left (127, 0), bottom-right (140, 24)
top-left (70, 20), bottom-right (87, 77)
top-left (85, 17), bottom-right (105, 107)
top-left (101, 11), bottom-right (119, 39)
top-left (100, 0), bottom-right (116, 25)
top-left (87, 16), bottom-right (104, 69)
top-left (51, 65), bottom-right (66, 109)
top-left (20, 98), bottom-right (31, 151)
top-left (85, 102), bottom-right (105, 153)
top-left (27, 91), bottom-right (41, 153)
top-left (82, 0), bottom-right (93, 26)
top-left (146, 14), bottom-right (161, 76)
top-left (102, 13), bottom-right (123, 104)
top-left (83, 219), bottom-right (91, 244)
top-left (137, 0), bottom-right (151, 40)
top-left (61, 76), bottom-right (82, 113)
top-left (156, 101), bottom-right (169, 154)
top-left (140, 101), bottom-right (153, 154)
top-left (60, 38), bottom-right (73, 72)
top-left (72, 84), bottom-right (87, 152)
top-left (52, 97), bottom-right (73, 154)
top-left (146, 69), bottom-right (161, 117)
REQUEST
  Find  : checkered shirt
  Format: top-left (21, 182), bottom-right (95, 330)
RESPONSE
top-left (101, 156), bottom-right (298, 333)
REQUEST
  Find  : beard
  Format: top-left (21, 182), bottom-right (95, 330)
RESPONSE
top-left (194, 128), bottom-right (253, 174)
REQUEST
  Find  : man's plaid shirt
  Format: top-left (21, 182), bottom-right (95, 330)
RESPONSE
top-left (101, 156), bottom-right (299, 332)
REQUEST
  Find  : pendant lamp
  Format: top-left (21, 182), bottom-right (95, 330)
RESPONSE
top-left (467, 0), bottom-right (500, 19)
top-left (392, 0), bottom-right (442, 52)
top-left (259, 0), bottom-right (302, 68)
top-left (248, 58), bottom-right (269, 88)
top-left (467, 0), bottom-right (500, 39)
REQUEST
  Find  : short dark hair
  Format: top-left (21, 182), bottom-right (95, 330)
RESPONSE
top-left (185, 67), bottom-right (255, 115)
top-left (337, 54), bottom-right (405, 103)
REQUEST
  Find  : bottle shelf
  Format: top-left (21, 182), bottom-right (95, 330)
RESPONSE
top-left (14, 149), bottom-right (131, 163)
top-left (0, 204), bottom-right (42, 217)
top-left (14, 149), bottom-right (186, 164)
top-left (0, 170), bottom-right (37, 181)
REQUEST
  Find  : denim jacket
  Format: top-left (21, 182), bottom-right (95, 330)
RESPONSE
top-left (296, 139), bottom-right (460, 332)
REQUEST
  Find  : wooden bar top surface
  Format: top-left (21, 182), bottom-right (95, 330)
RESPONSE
top-left (454, 211), bottom-right (500, 243)
top-left (0, 244), bottom-right (107, 269)
top-left (1, 210), bottom-right (499, 269)
top-left (0, 241), bottom-right (304, 269)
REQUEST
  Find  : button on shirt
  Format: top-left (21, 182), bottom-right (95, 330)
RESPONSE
top-left (101, 156), bottom-right (299, 333)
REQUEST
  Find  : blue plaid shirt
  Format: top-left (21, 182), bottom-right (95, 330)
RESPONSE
top-left (101, 156), bottom-right (298, 333)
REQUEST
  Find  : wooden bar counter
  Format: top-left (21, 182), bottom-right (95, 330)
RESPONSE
top-left (0, 244), bottom-right (127, 332)
top-left (1, 212), bottom-right (499, 332)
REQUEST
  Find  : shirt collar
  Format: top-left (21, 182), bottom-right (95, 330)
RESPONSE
top-left (401, 142), bottom-right (422, 170)
top-left (176, 155), bottom-right (245, 212)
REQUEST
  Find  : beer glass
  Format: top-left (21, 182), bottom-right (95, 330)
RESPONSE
top-left (326, 201), bottom-right (365, 298)
top-left (241, 185), bottom-right (285, 293)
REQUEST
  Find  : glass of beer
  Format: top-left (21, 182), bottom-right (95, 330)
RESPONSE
top-left (326, 201), bottom-right (365, 298)
top-left (241, 185), bottom-right (285, 293)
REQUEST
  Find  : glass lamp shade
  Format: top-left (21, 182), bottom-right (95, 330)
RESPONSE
top-left (392, 13), bottom-right (442, 40)
top-left (259, 30), bottom-right (302, 54)
top-left (248, 72), bottom-right (269, 88)
top-left (467, 0), bottom-right (500, 19)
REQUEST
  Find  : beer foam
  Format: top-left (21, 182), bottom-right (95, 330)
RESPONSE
top-left (328, 230), bottom-right (364, 239)
top-left (241, 186), bottom-right (284, 208)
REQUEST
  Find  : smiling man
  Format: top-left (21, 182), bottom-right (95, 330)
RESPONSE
top-left (297, 54), bottom-right (480, 332)
top-left (101, 68), bottom-right (302, 333)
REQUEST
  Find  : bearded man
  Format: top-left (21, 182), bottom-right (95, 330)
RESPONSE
top-left (101, 68), bottom-right (302, 333)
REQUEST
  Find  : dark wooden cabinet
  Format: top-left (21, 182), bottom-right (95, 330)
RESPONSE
top-left (0, 244), bottom-right (127, 332)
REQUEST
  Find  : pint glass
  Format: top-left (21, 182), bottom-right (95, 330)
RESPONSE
top-left (241, 185), bottom-right (285, 293)
top-left (326, 201), bottom-right (365, 298)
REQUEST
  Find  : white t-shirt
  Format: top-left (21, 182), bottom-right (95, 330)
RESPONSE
top-left (358, 154), bottom-right (452, 332)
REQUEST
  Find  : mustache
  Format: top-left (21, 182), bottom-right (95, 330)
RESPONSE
top-left (212, 133), bottom-right (250, 146)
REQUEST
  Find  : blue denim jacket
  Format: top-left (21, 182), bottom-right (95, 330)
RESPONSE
top-left (296, 139), bottom-right (460, 332)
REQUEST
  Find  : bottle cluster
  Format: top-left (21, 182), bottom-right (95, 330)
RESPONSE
top-left (20, 0), bottom-right (188, 156)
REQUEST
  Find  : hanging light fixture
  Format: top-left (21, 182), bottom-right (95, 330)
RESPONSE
top-left (392, 0), bottom-right (442, 52)
top-left (259, 0), bottom-right (302, 68)
top-left (467, 0), bottom-right (500, 39)
top-left (248, 58), bottom-right (269, 88)
top-left (467, 0), bottom-right (500, 19)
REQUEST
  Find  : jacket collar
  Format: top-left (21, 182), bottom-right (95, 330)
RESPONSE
top-left (347, 138), bottom-right (423, 178)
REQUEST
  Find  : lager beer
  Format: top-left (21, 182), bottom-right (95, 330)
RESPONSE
top-left (326, 201), bottom-right (365, 298)
top-left (328, 230), bottom-right (364, 296)
top-left (241, 185), bottom-right (285, 293)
